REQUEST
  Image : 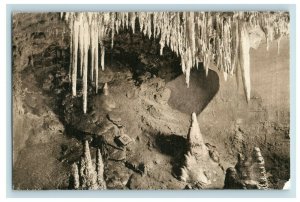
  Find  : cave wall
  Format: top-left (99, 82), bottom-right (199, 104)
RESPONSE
top-left (198, 37), bottom-right (290, 187)
top-left (12, 13), bottom-right (69, 164)
top-left (199, 36), bottom-right (289, 127)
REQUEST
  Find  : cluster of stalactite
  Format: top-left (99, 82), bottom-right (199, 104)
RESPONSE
top-left (63, 11), bottom-right (289, 113)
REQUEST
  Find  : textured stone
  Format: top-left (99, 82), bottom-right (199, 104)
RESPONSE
top-left (108, 147), bottom-right (126, 161)
top-left (69, 141), bottom-right (106, 190)
top-left (224, 147), bottom-right (269, 190)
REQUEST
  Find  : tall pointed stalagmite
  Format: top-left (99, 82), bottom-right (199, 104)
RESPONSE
top-left (187, 112), bottom-right (208, 157)
top-left (180, 112), bottom-right (210, 186)
top-left (103, 82), bottom-right (109, 96)
top-left (79, 140), bottom-right (98, 189)
top-left (96, 149), bottom-right (106, 189)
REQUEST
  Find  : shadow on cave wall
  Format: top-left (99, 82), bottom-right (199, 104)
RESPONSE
top-left (166, 67), bottom-right (220, 115)
top-left (154, 133), bottom-right (188, 179)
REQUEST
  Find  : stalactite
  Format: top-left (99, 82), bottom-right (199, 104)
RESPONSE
top-left (239, 21), bottom-right (251, 102)
top-left (68, 22), bottom-right (73, 83)
top-left (71, 18), bottom-right (79, 96)
top-left (111, 12), bottom-right (115, 48)
top-left (82, 17), bottom-right (89, 114)
top-left (79, 14), bottom-right (84, 77)
top-left (90, 21), bottom-right (95, 82)
top-left (231, 14), bottom-right (239, 76)
top-left (95, 28), bottom-right (99, 93)
top-left (64, 12), bottom-right (289, 113)
top-left (101, 45), bottom-right (105, 71)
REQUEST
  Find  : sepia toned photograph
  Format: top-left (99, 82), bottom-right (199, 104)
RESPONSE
top-left (12, 11), bottom-right (290, 190)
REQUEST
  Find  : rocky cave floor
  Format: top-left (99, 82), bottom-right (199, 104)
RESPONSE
top-left (12, 13), bottom-right (290, 190)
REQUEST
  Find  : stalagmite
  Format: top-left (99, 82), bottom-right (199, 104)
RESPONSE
top-left (70, 163), bottom-right (80, 189)
top-left (69, 141), bottom-right (107, 190)
top-left (253, 147), bottom-right (269, 189)
top-left (224, 147), bottom-right (269, 189)
top-left (180, 152), bottom-right (209, 186)
top-left (187, 113), bottom-right (208, 157)
top-left (79, 140), bottom-right (98, 189)
top-left (180, 113), bottom-right (211, 187)
top-left (103, 82), bottom-right (109, 96)
top-left (96, 149), bottom-right (106, 189)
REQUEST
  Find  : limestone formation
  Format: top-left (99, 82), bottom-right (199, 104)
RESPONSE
top-left (224, 147), bottom-right (269, 189)
top-left (70, 163), bottom-right (80, 189)
top-left (64, 12), bottom-right (289, 112)
top-left (180, 113), bottom-right (223, 188)
top-left (69, 140), bottom-right (106, 190)
top-left (96, 149), bottom-right (107, 189)
top-left (103, 82), bottom-right (109, 96)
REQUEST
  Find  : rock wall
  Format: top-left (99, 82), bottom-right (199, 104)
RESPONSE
top-left (200, 37), bottom-right (289, 133)
top-left (198, 37), bottom-right (290, 188)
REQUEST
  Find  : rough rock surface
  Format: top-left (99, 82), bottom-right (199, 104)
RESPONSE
top-left (224, 147), bottom-right (269, 189)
